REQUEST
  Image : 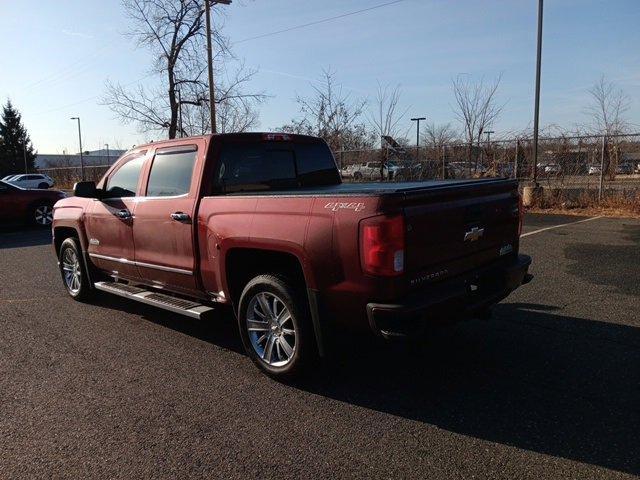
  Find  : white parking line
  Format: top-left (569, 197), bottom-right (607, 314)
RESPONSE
top-left (521, 215), bottom-right (603, 238)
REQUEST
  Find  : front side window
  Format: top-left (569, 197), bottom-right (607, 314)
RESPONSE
top-left (105, 155), bottom-right (146, 198)
top-left (146, 146), bottom-right (197, 197)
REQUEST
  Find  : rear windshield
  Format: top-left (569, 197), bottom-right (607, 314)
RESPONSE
top-left (215, 141), bottom-right (340, 193)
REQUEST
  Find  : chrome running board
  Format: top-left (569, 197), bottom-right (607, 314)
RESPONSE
top-left (94, 281), bottom-right (215, 320)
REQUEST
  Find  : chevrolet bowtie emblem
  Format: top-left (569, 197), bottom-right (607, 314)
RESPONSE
top-left (464, 226), bottom-right (485, 242)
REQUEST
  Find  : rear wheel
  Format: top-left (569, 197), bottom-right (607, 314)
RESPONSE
top-left (238, 274), bottom-right (316, 379)
top-left (37, 182), bottom-right (49, 189)
top-left (31, 203), bottom-right (53, 226)
top-left (58, 237), bottom-right (92, 301)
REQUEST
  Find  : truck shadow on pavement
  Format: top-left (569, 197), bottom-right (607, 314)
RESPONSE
top-left (0, 226), bottom-right (52, 249)
top-left (296, 302), bottom-right (640, 476)
top-left (98, 295), bottom-right (640, 474)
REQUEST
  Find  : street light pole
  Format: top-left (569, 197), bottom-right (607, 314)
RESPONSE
top-left (411, 117), bottom-right (426, 162)
top-left (204, 0), bottom-right (232, 134)
top-left (105, 143), bottom-right (110, 165)
top-left (532, 0), bottom-right (544, 185)
top-left (70, 117), bottom-right (85, 181)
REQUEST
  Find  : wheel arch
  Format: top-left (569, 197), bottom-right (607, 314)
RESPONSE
top-left (224, 247), bottom-right (309, 308)
top-left (53, 226), bottom-right (82, 258)
top-left (224, 247), bottom-right (326, 356)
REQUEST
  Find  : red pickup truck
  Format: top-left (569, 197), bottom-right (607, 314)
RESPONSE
top-left (52, 133), bottom-right (532, 378)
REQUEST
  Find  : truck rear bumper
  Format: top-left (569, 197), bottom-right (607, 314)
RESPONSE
top-left (366, 254), bottom-right (532, 338)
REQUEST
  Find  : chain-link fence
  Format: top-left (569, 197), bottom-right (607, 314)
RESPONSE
top-left (38, 165), bottom-right (111, 189)
top-left (37, 133), bottom-right (640, 207)
top-left (336, 133), bottom-right (640, 206)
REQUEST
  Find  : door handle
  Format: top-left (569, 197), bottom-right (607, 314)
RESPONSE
top-left (170, 212), bottom-right (191, 222)
top-left (116, 209), bottom-right (132, 219)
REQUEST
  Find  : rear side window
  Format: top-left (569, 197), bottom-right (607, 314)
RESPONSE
top-left (215, 141), bottom-right (339, 193)
top-left (147, 146), bottom-right (197, 197)
top-left (217, 145), bottom-right (297, 193)
top-left (105, 155), bottom-right (146, 198)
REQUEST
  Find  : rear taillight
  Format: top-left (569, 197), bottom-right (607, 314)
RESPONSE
top-left (518, 194), bottom-right (524, 236)
top-left (360, 214), bottom-right (405, 276)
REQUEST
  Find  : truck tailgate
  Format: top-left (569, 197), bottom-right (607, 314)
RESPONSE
top-left (400, 180), bottom-right (520, 284)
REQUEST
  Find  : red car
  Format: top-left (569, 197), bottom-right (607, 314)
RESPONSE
top-left (52, 133), bottom-right (532, 378)
top-left (0, 180), bottom-right (66, 226)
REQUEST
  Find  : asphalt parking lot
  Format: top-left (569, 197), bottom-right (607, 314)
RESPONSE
top-left (1, 214), bottom-right (639, 479)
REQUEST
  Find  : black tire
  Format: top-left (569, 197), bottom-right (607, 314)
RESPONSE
top-left (30, 202), bottom-right (53, 227)
top-left (58, 237), bottom-right (92, 301)
top-left (237, 274), bottom-right (316, 380)
top-left (353, 171), bottom-right (363, 181)
top-left (38, 182), bottom-right (49, 189)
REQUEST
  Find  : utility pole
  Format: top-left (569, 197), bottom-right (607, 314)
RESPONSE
top-left (177, 88), bottom-right (183, 138)
top-left (411, 117), bottom-right (426, 163)
top-left (204, 0), bottom-right (232, 134)
top-left (23, 145), bottom-right (28, 173)
top-left (105, 143), bottom-right (110, 165)
top-left (70, 117), bottom-right (85, 181)
top-left (532, 0), bottom-right (544, 185)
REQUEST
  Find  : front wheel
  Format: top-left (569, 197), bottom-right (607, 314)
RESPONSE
top-left (238, 274), bottom-right (316, 379)
top-left (58, 237), bottom-right (92, 301)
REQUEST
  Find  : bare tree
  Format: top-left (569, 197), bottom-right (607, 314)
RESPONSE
top-left (585, 75), bottom-right (631, 176)
top-left (422, 122), bottom-right (457, 148)
top-left (368, 83), bottom-right (407, 143)
top-left (451, 74), bottom-right (503, 169)
top-left (102, 0), bottom-right (264, 139)
top-left (421, 122), bottom-right (457, 175)
top-left (281, 69), bottom-right (373, 152)
top-left (586, 75), bottom-right (630, 136)
top-left (368, 83), bottom-right (408, 178)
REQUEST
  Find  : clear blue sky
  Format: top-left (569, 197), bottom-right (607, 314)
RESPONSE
top-left (1, 0), bottom-right (638, 153)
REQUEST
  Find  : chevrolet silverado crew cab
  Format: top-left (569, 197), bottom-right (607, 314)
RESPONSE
top-left (52, 133), bottom-right (532, 378)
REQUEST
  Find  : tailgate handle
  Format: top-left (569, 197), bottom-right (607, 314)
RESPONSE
top-left (170, 212), bottom-right (191, 222)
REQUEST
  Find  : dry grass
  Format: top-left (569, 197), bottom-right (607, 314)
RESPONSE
top-left (528, 189), bottom-right (640, 218)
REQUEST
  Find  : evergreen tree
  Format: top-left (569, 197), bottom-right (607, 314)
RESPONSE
top-left (0, 100), bottom-right (36, 177)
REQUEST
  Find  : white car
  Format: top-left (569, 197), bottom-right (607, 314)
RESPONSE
top-left (341, 162), bottom-right (400, 181)
top-left (588, 165), bottom-right (601, 176)
top-left (543, 164), bottom-right (562, 175)
top-left (7, 173), bottom-right (55, 189)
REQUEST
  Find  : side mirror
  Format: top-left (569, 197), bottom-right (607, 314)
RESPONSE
top-left (73, 181), bottom-right (99, 198)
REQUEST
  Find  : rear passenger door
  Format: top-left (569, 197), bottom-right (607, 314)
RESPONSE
top-left (132, 141), bottom-right (202, 294)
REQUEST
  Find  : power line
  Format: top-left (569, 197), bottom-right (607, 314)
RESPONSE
top-left (235, 0), bottom-right (407, 44)
top-left (13, 0), bottom-right (409, 116)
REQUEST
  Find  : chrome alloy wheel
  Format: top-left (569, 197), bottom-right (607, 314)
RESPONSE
top-left (246, 292), bottom-right (296, 367)
top-left (62, 248), bottom-right (82, 294)
top-left (34, 205), bottom-right (53, 225)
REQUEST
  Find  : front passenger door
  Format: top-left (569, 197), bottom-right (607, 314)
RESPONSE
top-left (85, 152), bottom-right (147, 280)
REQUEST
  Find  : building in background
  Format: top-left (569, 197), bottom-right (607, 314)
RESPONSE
top-left (35, 149), bottom-right (126, 169)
